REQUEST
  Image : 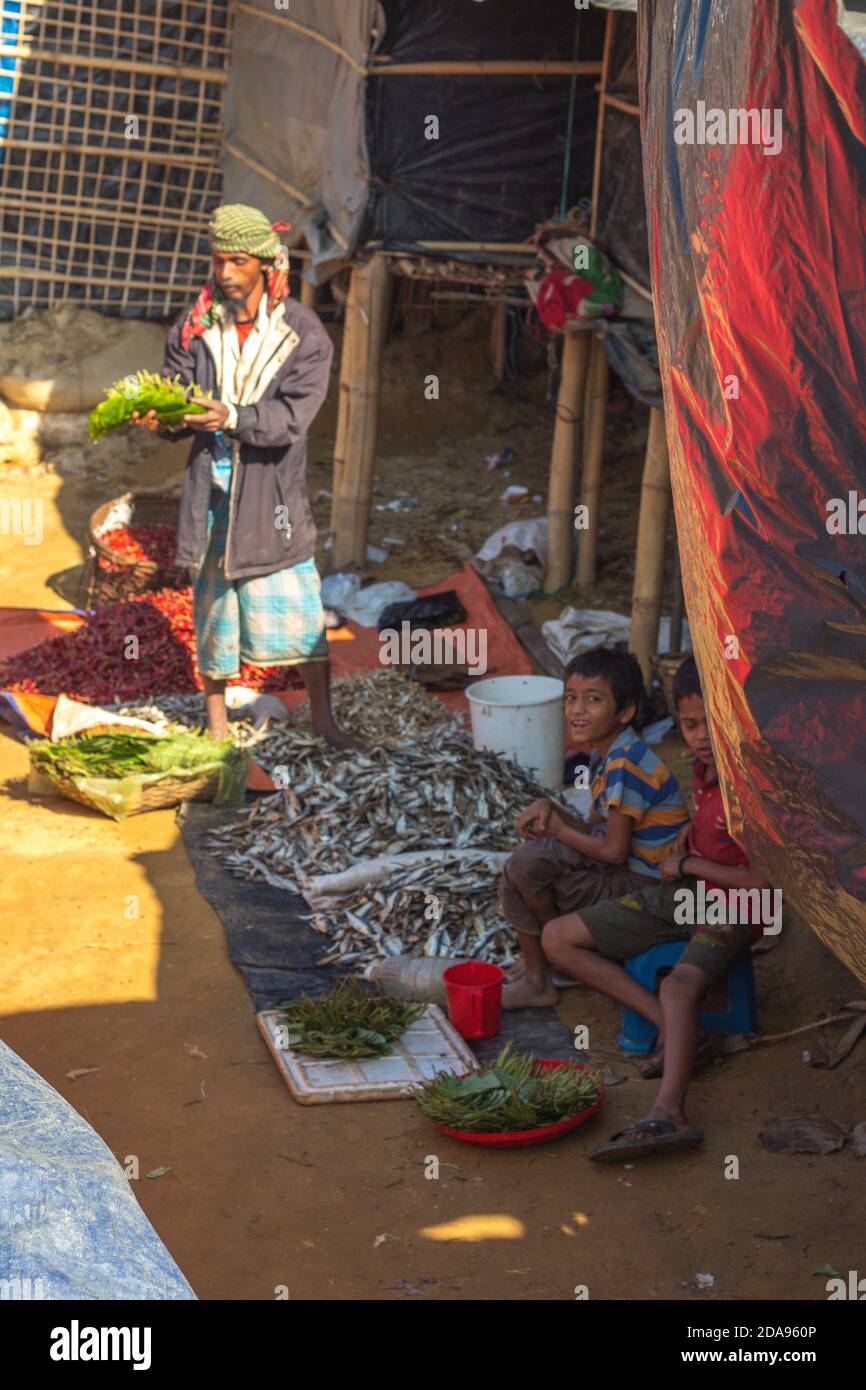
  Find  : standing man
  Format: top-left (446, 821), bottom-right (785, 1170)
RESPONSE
top-left (136, 203), bottom-right (353, 746)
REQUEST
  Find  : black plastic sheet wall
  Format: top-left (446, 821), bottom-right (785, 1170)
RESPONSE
top-left (366, 0), bottom-right (605, 244)
top-left (593, 10), bottom-right (661, 407)
top-left (640, 0), bottom-right (866, 981)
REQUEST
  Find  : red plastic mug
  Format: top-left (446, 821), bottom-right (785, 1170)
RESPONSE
top-left (443, 961), bottom-right (504, 1040)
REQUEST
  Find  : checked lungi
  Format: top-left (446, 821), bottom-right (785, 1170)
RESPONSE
top-left (193, 490), bottom-right (328, 680)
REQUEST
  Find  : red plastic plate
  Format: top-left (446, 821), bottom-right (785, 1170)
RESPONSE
top-left (432, 1060), bottom-right (605, 1149)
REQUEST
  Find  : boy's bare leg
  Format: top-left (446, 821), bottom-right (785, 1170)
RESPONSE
top-left (627, 964), bottom-right (707, 1134)
top-left (298, 659), bottom-right (363, 751)
top-left (540, 912), bottom-right (664, 1030)
top-left (502, 886), bottom-right (558, 1008)
top-left (202, 675), bottom-right (229, 738)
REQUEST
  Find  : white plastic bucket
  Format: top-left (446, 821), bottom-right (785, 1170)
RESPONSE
top-left (466, 675), bottom-right (564, 788)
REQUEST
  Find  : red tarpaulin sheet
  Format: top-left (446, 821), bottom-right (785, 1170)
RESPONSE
top-left (640, 0), bottom-right (866, 981)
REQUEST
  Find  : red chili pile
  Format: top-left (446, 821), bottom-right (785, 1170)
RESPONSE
top-left (99, 524), bottom-right (178, 569)
top-left (0, 588), bottom-right (304, 704)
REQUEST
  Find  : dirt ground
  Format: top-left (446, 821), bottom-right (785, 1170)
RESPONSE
top-left (1, 310), bottom-right (864, 1301)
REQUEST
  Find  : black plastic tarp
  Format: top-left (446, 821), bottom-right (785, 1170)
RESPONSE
top-left (365, 0), bottom-right (605, 245)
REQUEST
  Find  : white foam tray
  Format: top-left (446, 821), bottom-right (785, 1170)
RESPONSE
top-left (257, 1003), bottom-right (478, 1105)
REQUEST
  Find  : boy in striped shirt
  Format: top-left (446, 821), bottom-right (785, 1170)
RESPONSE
top-left (501, 648), bottom-right (687, 1009)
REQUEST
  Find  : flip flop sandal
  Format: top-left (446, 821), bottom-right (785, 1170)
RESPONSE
top-left (639, 1033), bottom-right (724, 1080)
top-left (588, 1119), bottom-right (705, 1162)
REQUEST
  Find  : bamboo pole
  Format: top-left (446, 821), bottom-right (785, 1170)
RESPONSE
top-left (576, 334), bottom-right (610, 592)
top-left (600, 92), bottom-right (641, 119)
top-left (299, 240), bottom-right (317, 309)
top-left (224, 141), bottom-right (315, 208)
top-left (668, 547), bottom-right (685, 652)
top-left (544, 330), bottom-right (592, 594)
top-left (0, 42), bottom-right (229, 84)
top-left (332, 255), bottom-right (391, 567)
top-left (366, 241), bottom-right (534, 253)
top-left (491, 302), bottom-right (507, 381)
top-left (330, 267), bottom-right (359, 532)
top-left (370, 60), bottom-right (603, 77)
top-left (233, 2), bottom-right (368, 76)
top-left (589, 12), bottom-right (615, 238)
top-left (630, 408), bottom-right (672, 685)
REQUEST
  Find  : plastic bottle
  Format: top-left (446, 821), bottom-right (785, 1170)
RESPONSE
top-left (368, 955), bottom-right (471, 1007)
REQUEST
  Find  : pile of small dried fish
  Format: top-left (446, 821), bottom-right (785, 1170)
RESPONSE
top-left (121, 671), bottom-right (545, 972)
top-left (211, 740), bottom-right (544, 972)
top-left (113, 669), bottom-right (456, 753)
top-left (280, 668), bottom-right (456, 749)
top-left (306, 857), bottom-right (510, 969)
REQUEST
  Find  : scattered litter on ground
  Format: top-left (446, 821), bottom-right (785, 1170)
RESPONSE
top-left (758, 1114), bottom-right (849, 1155)
top-left (65, 1066), bottom-right (101, 1080)
top-left (485, 447), bottom-right (514, 471)
top-left (146, 1165), bottom-right (172, 1179)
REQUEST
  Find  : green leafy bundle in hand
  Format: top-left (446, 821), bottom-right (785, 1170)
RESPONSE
top-left (417, 1043), bottom-right (601, 1133)
top-left (87, 370), bottom-right (213, 440)
top-left (278, 978), bottom-right (425, 1059)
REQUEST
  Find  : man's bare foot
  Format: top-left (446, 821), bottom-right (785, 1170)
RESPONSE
top-left (311, 723), bottom-right (365, 752)
top-left (502, 976), bottom-right (558, 1009)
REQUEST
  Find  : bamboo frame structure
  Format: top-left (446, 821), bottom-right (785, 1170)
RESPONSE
top-left (0, 0), bottom-right (232, 317)
top-left (544, 330), bottom-right (592, 594)
top-left (331, 255), bottom-right (392, 568)
top-left (233, 2), bottom-right (367, 76)
top-left (630, 408), bottom-right (672, 684)
top-left (543, 7), bottom-right (616, 596)
top-left (491, 302), bottom-right (507, 381)
top-left (370, 60), bottom-right (604, 77)
top-left (331, 266), bottom-right (360, 534)
top-left (576, 334), bottom-right (610, 592)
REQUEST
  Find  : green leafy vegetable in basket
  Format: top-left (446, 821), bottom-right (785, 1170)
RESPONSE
top-left (416, 1043), bottom-right (601, 1133)
top-left (30, 728), bottom-right (240, 780)
top-left (87, 370), bottom-right (213, 440)
top-left (277, 978), bottom-right (426, 1059)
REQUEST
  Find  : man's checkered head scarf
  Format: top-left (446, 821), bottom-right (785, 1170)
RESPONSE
top-left (180, 204), bottom-right (293, 349)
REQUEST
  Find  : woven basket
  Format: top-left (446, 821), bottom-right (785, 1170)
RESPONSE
top-left (44, 767), bottom-right (220, 817)
top-left (85, 491), bottom-right (186, 607)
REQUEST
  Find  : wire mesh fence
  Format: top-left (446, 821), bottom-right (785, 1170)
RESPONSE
top-left (0, 0), bottom-right (232, 319)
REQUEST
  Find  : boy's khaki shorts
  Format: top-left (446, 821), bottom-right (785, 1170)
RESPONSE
top-left (580, 881), bottom-right (754, 986)
top-left (499, 835), bottom-right (655, 937)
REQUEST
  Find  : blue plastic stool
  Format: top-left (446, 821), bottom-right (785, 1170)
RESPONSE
top-left (617, 941), bottom-right (759, 1055)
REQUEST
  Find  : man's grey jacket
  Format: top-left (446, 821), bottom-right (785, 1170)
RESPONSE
top-left (164, 297), bottom-right (333, 580)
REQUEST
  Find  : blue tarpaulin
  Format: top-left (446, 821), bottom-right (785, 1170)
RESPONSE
top-left (0, 1040), bottom-right (195, 1300)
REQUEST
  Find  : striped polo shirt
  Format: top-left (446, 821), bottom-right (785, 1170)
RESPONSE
top-left (591, 726), bottom-right (688, 877)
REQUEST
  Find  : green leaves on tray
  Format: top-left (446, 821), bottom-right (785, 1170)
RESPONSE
top-left (277, 979), bottom-right (426, 1059)
top-left (87, 370), bottom-right (213, 440)
top-left (416, 1043), bottom-right (602, 1133)
top-left (31, 728), bottom-right (240, 781)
